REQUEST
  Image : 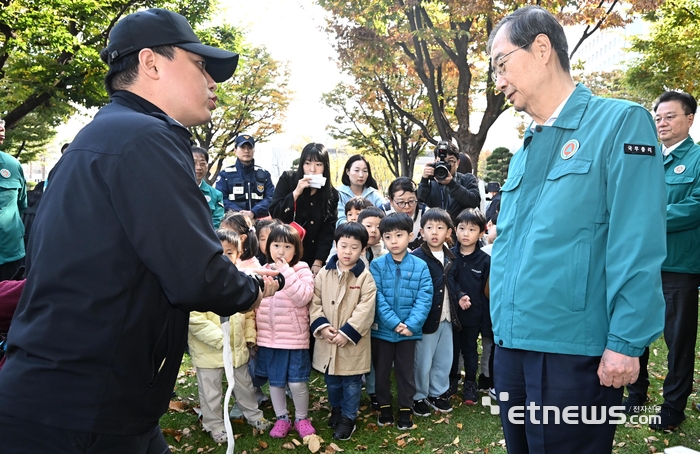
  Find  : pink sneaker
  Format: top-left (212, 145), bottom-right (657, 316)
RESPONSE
top-left (294, 418), bottom-right (316, 438)
top-left (270, 419), bottom-right (292, 438)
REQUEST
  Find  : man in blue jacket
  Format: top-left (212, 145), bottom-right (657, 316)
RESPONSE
top-left (625, 91), bottom-right (700, 431)
top-left (215, 134), bottom-right (274, 219)
top-left (0, 9), bottom-right (278, 454)
top-left (488, 6), bottom-right (665, 454)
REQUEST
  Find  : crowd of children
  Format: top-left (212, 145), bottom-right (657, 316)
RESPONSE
top-left (188, 182), bottom-right (498, 444)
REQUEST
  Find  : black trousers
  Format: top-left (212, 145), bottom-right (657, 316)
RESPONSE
top-left (0, 412), bottom-right (170, 454)
top-left (627, 272), bottom-right (700, 412)
top-left (494, 347), bottom-right (623, 454)
top-left (372, 337), bottom-right (416, 409)
top-left (451, 324), bottom-right (481, 383)
top-left (0, 258), bottom-right (24, 281)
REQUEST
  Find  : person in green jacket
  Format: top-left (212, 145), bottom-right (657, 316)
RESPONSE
top-left (0, 119), bottom-right (27, 281)
top-left (625, 91), bottom-right (700, 431)
top-left (488, 6), bottom-right (666, 454)
top-left (192, 146), bottom-right (225, 228)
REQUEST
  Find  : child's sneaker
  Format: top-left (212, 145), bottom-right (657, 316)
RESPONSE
top-left (426, 395), bottom-right (452, 413)
top-left (210, 428), bottom-right (227, 443)
top-left (248, 417), bottom-right (272, 431)
top-left (412, 399), bottom-right (431, 417)
top-left (270, 418), bottom-right (292, 438)
top-left (328, 406), bottom-right (342, 428)
top-left (397, 408), bottom-right (414, 430)
top-left (463, 381), bottom-right (478, 405)
top-left (294, 418), bottom-right (316, 438)
top-left (377, 404), bottom-right (394, 426)
top-left (333, 415), bottom-right (356, 441)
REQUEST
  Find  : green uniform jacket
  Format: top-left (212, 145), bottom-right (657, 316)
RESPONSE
top-left (0, 151), bottom-right (27, 265)
top-left (199, 180), bottom-right (224, 229)
top-left (663, 136), bottom-right (700, 273)
top-left (491, 84), bottom-right (666, 358)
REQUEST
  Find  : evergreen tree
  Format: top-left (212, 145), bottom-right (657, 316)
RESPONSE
top-left (484, 147), bottom-right (512, 186)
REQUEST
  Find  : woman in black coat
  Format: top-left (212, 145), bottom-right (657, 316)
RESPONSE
top-left (269, 143), bottom-right (338, 275)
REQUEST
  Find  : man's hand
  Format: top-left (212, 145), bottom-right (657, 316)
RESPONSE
top-left (422, 164), bottom-right (435, 180)
top-left (597, 348), bottom-right (639, 388)
top-left (437, 171), bottom-right (453, 185)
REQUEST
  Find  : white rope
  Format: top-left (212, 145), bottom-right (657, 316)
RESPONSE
top-left (220, 316), bottom-right (235, 454)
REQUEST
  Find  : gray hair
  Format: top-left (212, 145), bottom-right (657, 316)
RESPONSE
top-left (487, 6), bottom-right (570, 73)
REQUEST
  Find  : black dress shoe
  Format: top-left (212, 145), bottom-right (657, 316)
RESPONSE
top-left (650, 406), bottom-right (686, 431)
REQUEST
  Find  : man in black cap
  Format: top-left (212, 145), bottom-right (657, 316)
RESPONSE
top-left (216, 134), bottom-right (274, 219)
top-left (0, 9), bottom-right (279, 453)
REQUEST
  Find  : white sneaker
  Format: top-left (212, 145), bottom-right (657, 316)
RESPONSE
top-left (488, 388), bottom-right (497, 401)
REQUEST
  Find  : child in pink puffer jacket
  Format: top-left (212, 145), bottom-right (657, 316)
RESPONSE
top-left (254, 224), bottom-right (316, 439)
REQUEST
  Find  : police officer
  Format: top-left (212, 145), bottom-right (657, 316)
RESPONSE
top-left (215, 134), bottom-right (274, 219)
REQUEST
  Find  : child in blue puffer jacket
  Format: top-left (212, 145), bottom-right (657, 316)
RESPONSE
top-left (370, 212), bottom-right (432, 430)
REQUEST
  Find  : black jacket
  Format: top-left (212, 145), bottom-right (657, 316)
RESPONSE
top-left (448, 245), bottom-right (491, 328)
top-left (0, 92), bottom-right (260, 435)
top-left (269, 171), bottom-right (338, 265)
top-left (412, 243), bottom-right (460, 333)
top-left (417, 172), bottom-right (481, 222)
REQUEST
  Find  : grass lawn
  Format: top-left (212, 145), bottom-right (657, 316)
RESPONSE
top-left (160, 335), bottom-right (700, 454)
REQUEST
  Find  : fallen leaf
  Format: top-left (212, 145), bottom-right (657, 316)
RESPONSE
top-left (328, 443), bottom-right (344, 452)
top-left (305, 434), bottom-right (322, 453)
top-left (453, 436), bottom-right (460, 446)
top-left (292, 439), bottom-right (302, 446)
top-left (355, 446), bottom-right (367, 451)
top-left (259, 440), bottom-right (268, 449)
top-left (616, 442), bottom-right (626, 447)
top-left (281, 442), bottom-right (296, 450)
top-left (396, 433), bottom-right (410, 440)
top-left (162, 428), bottom-right (183, 442)
top-left (664, 439), bottom-right (669, 446)
top-left (433, 417), bottom-right (445, 424)
top-left (397, 439), bottom-right (406, 447)
top-left (169, 401), bottom-right (188, 412)
top-left (457, 422), bottom-right (463, 429)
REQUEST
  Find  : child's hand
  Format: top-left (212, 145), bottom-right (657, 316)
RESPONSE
top-left (398, 327), bottom-right (413, 336)
top-left (395, 323), bottom-right (407, 333)
top-left (459, 294), bottom-right (471, 310)
top-left (321, 326), bottom-right (337, 343)
top-left (332, 333), bottom-right (349, 348)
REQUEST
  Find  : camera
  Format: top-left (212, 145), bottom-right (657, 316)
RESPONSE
top-left (252, 272), bottom-right (285, 292)
top-left (430, 141), bottom-right (451, 181)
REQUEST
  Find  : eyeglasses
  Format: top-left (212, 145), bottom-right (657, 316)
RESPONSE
top-left (393, 199), bottom-right (418, 208)
top-left (491, 42), bottom-right (532, 84)
top-left (654, 113), bottom-right (689, 124)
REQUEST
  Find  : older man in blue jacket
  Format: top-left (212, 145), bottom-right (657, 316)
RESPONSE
top-left (625, 91), bottom-right (700, 431)
top-left (488, 6), bottom-right (665, 454)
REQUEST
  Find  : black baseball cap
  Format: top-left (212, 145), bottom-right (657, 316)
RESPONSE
top-left (486, 182), bottom-right (501, 192)
top-left (234, 134), bottom-right (255, 148)
top-left (105, 8), bottom-right (239, 82)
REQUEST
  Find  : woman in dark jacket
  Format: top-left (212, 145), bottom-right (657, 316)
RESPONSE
top-left (269, 143), bottom-right (338, 275)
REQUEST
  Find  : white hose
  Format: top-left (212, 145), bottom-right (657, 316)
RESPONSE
top-left (220, 316), bottom-right (235, 454)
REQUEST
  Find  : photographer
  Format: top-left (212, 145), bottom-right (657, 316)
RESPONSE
top-left (418, 142), bottom-right (481, 223)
